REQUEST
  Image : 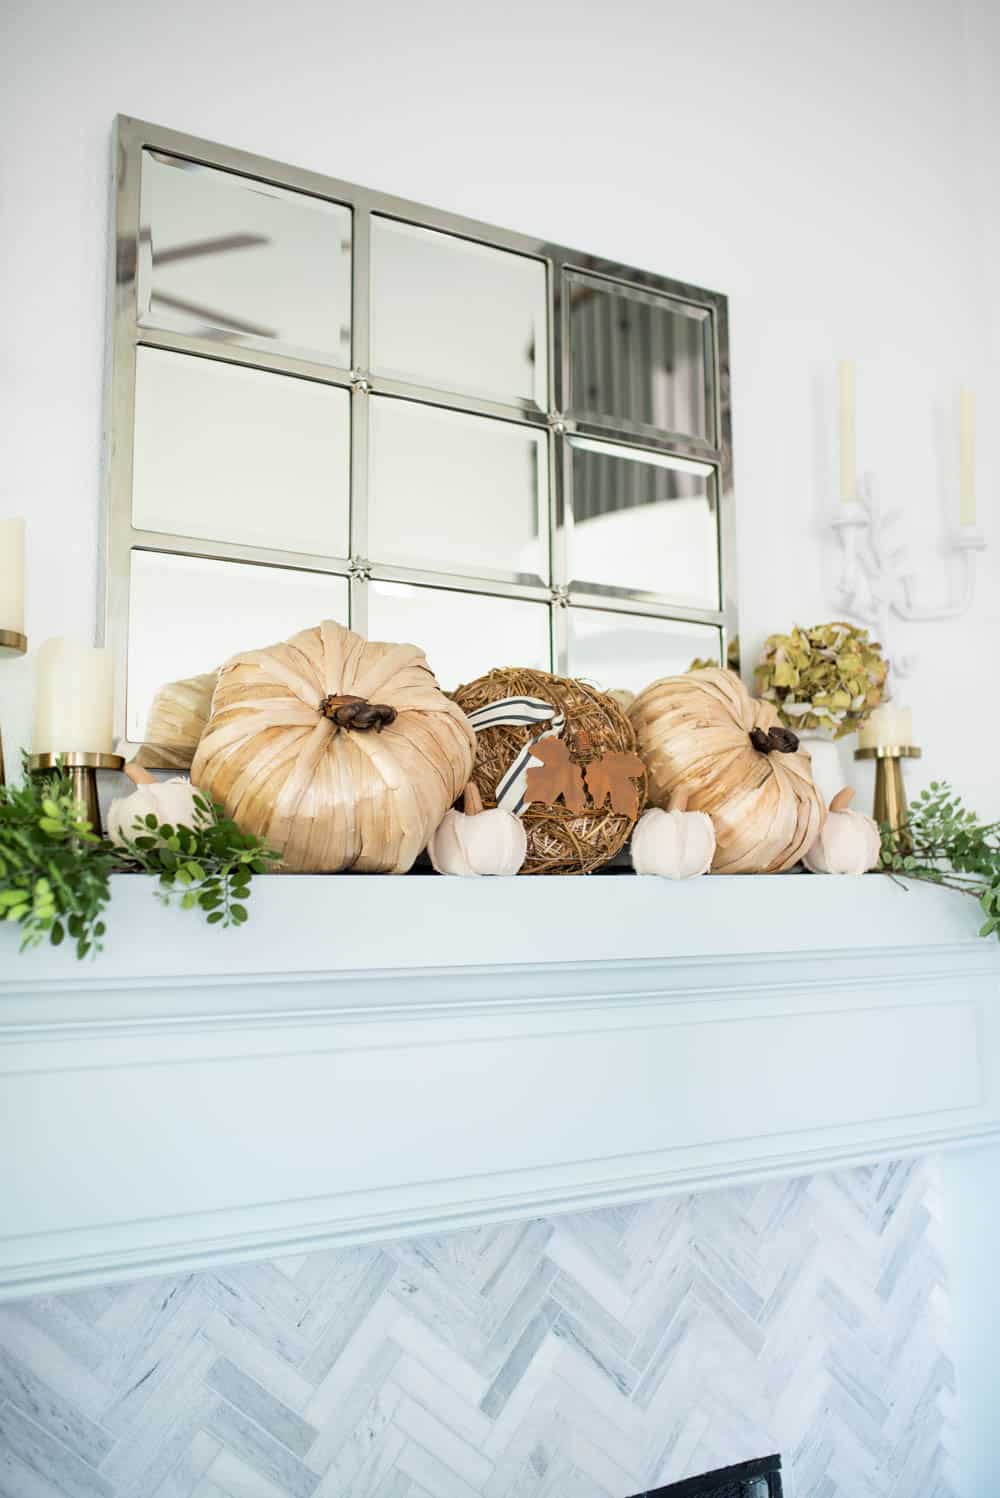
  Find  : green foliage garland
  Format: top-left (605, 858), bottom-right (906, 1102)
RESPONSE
top-left (0, 761), bottom-right (279, 959)
top-left (880, 781), bottom-right (1000, 941)
top-left (0, 770), bottom-right (115, 957)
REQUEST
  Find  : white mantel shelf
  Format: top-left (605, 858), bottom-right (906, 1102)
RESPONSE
top-left (1, 873), bottom-right (998, 1301)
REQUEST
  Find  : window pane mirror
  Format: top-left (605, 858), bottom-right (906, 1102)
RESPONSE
top-left (368, 582), bottom-right (551, 693)
top-left (108, 117), bottom-right (734, 754)
top-left (368, 397), bottom-right (549, 585)
top-left (138, 149), bottom-right (353, 366)
top-left (132, 347), bottom-right (351, 557)
top-left (565, 269), bottom-right (714, 442)
top-left (567, 437), bottom-right (719, 609)
top-left (370, 216), bottom-right (548, 409)
top-left (566, 607), bottom-right (723, 696)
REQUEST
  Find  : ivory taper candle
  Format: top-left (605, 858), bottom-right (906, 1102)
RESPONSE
top-left (960, 389), bottom-right (976, 527)
top-left (0, 517), bottom-right (25, 635)
top-left (32, 638), bottom-right (114, 755)
top-left (839, 360), bottom-right (856, 502)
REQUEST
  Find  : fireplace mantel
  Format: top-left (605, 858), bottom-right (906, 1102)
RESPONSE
top-left (1, 873), bottom-right (998, 1301)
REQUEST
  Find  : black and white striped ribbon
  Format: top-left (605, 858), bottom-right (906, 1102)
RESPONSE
top-left (465, 696), bottom-right (566, 817)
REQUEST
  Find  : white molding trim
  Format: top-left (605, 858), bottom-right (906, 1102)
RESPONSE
top-left (1, 874), bottom-right (998, 1300)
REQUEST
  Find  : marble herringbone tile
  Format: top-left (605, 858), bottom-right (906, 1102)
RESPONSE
top-left (0, 1160), bottom-right (957, 1498)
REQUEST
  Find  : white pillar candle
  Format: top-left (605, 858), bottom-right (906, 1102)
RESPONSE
top-left (0, 517), bottom-right (25, 635)
top-left (959, 389), bottom-right (976, 527)
top-left (839, 360), bottom-right (857, 502)
top-left (858, 703), bottom-right (912, 750)
top-left (32, 638), bottom-right (114, 755)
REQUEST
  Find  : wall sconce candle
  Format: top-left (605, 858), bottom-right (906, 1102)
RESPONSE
top-left (960, 389), bottom-right (976, 527)
top-left (839, 359), bottom-right (856, 503)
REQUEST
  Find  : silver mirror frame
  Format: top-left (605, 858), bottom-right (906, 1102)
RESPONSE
top-left (105, 115), bottom-right (736, 752)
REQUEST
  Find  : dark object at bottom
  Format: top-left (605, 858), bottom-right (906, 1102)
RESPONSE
top-left (628, 1453), bottom-right (783, 1498)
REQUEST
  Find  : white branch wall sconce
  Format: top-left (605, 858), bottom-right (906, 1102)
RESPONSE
top-left (831, 368), bottom-right (986, 677)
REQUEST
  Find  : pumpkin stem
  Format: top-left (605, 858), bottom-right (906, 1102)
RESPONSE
top-left (462, 781), bottom-right (484, 816)
top-left (320, 693), bottom-right (398, 732)
top-left (829, 786), bottom-right (855, 813)
top-left (668, 787), bottom-right (691, 813)
top-left (750, 725), bottom-right (800, 755)
top-left (125, 761), bottom-right (158, 785)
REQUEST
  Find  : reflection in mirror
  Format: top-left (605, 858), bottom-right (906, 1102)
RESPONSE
top-left (568, 438), bottom-right (719, 608)
top-left (367, 582), bottom-right (550, 692)
top-left (566, 271), bottom-right (712, 440)
top-left (566, 606), bottom-right (721, 695)
top-left (370, 217), bottom-right (548, 408)
top-left (132, 348), bottom-right (351, 557)
top-left (127, 551), bottom-right (348, 741)
top-left (138, 150), bottom-right (352, 365)
top-left (369, 398), bottom-right (549, 584)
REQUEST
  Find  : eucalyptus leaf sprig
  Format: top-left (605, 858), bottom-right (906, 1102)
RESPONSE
top-left (0, 767), bottom-right (115, 957)
top-left (879, 781), bottom-right (1000, 941)
top-left (115, 792), bottom-right (281, 927)
top-left (1, 761), bottom-right (280, 959)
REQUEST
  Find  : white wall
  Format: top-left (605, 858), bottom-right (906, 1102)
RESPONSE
top-left (2, 0), bottom-right (998, 811)
top-left (2, 0), bottom-right (998, 1488)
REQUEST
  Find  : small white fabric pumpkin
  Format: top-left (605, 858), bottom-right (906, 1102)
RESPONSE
top-left (803, 787), bottom-right (881, 875)
top-left (107, 765), bottom-right (205, 848)
top-left (429, 783), bottom-right (527, 877)
top-left (630, 789), bottom-right (716, 878)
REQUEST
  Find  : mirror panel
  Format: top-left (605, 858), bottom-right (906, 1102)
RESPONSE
top-left (370, 217), bottom-right (548, 408)
top-left (566, 270), bottom-right (713, 440)
top-left (138, 150), bottom-right (352, 366)
top-left (568, 437), bottom-right (719, 608)
top-left (127, 551), bottom-right (348, 741)
top-left (369, 397), bottom-right (549, 584)
top-left (367, 582), bottom-right (550, 691)
top-left (566, 606), bottom-right (722, 695)
top-left (132, 348), bottom-right (351, 557)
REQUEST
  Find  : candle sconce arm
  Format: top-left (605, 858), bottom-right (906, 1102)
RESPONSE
top-left (832, 475), bottom-right (986, 674)
top-left (894, 526), bottom-right (986, 623)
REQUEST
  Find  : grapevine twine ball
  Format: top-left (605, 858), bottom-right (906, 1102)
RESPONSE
top-left (450, 667), bottom-right (646, 875)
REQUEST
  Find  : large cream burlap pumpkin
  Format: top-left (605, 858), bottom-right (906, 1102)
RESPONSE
top-left (191, 621), bottom-right (475, 873)
top-left (628, 668), bottom-right (824, 873)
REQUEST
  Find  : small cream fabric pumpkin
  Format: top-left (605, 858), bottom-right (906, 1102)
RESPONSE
top-left (429, 783), bottom-right (527, 877)
top-left (630, 789), bottom-right (716, 878)
top-left (107, 766), bottom-right (204, 847)
top-left (803, 787), bottom-right (881, 875)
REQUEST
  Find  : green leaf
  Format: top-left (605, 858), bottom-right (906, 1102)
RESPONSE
top-left (231, 903), bottom-right (248, 924)
top-left (206, 910), bottom-right (225, 924)
top-left (50, 921), bottom-right (64, 947)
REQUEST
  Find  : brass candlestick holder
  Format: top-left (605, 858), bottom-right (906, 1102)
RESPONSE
top-left (28, 751), bottom-right (125, 834)
top-left (0, 628), bottom-right (28, 786)
top-left (854, 743), bottom-right (922, 852)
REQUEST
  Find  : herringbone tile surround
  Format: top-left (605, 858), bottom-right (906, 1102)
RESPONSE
top-left (0, 1159), bottom-right (957, 1498)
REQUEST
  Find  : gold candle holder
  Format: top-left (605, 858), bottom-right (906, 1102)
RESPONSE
top-left (28, 751), bottom-right (125, 834)
top-left (854, 743), bottom-right (922, 852)
top-left (0, 628), bottom-right (28, 787)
